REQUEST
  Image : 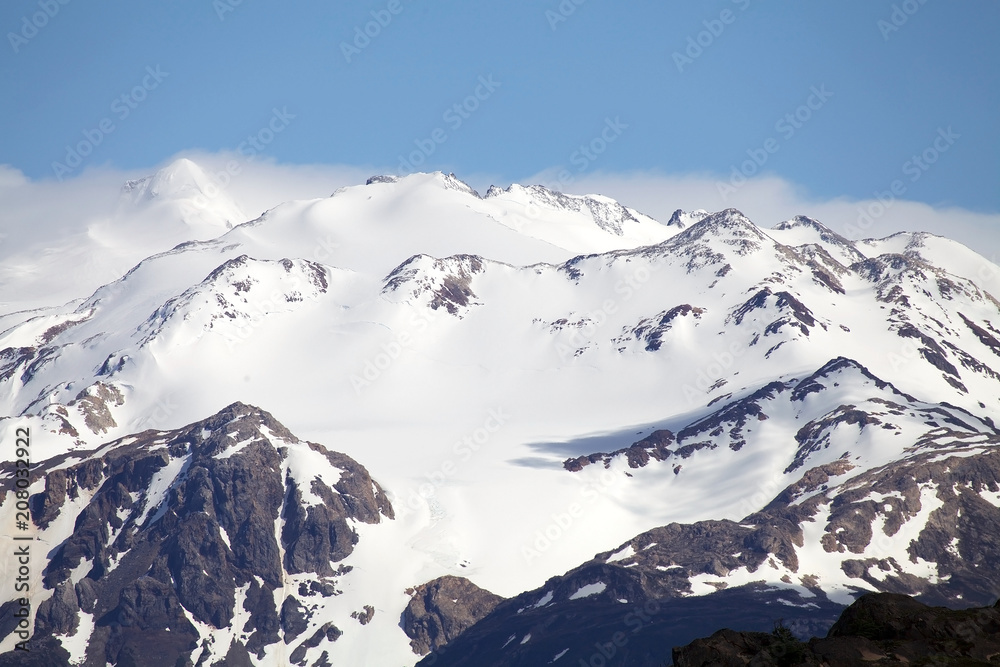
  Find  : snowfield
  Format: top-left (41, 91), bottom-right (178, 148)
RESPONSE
top-left (2, 160), bottom-right (999, 665)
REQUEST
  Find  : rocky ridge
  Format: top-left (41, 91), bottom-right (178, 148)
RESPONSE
top-left (0, 402), bottom-right (393, 666)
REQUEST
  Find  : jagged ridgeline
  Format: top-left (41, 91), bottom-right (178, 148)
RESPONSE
top-left (0, 403), bottom-right (392, 666)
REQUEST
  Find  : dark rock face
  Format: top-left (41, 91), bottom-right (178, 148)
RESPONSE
top-left (33, 581), bottom-right (80, 638)
top-left (673, 593), bottom-right (1000, 667)
top-left (382, 254), bottom-right (486, 316)
top-left (730, 287), bottom-right (817, 338)
top-left (625, 304), bottom-right (705, 352)
top-left (280, 596), bottom-right (310, 643)
top-left (415, 584), bottom-right (844, 667)
top-left (69, 381), bottom-right (125, 434)
top-left (351, 605), bottom-right (375, 626)
top-left (417, 391), bottom-right (1000, 666)
top-left (672, 628), bottom-right (800, 667)
top-left (564, 429), bottom-right (676, 472)
top-left (8, 402), bottom-right (392, 666)
top-left (281, 444), bottom-right (391, 576)
top-left (289, 623), bottom-right (341, 664)
top-left (564, 356), bottom-right (995, 479)
top-left (402, 576), bottom-right (504, 655)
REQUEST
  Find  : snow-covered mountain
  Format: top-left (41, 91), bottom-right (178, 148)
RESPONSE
top-left (1, 160), bottom-right (999, 665)
top-left (0, 159), bottom-right (249, 316)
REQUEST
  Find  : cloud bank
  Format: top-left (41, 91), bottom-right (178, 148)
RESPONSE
top-left (2, 153), bottom-right (998, 312)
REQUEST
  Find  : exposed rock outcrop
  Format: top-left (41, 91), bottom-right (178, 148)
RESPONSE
top-left (402, 576), bottom-right (504, 655)
top-left (5, 402), bottom-right (392, 666)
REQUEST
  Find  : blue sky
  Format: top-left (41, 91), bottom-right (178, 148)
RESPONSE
top-left (1, 0), bottom-right (998, 212)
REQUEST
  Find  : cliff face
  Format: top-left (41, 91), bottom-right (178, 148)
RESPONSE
top-left (2, 402), bottom-right (392, 667)
top-left (402, 575), bottom-right (504, 656)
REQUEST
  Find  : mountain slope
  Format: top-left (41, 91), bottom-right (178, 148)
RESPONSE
top-left (1, 165), bottom-right (1000, 665)
top-left (1, 402), bottom-right (398, 665)
top-left (0, 159), bottom-right (249, 315)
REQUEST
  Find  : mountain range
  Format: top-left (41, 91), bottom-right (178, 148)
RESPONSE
top-left (1, 159), bottom-right (998, 666)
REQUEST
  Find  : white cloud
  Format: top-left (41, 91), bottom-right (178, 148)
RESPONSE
top-left (0, 154), bottom-right (372, 311)
top-left (520, 169), bottom-right (1000, 262)
top-left (171, 150), bottom-right (373, 220)
top-left (0, 154), bottom-right (371, 257)
top-left (2, 154), bottom-right (998, 312)
top-left (0, 165), bottom-right (29, 189)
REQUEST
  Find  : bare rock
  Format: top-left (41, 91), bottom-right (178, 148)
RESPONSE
top-left (402, 575), bottom-right (504, 655)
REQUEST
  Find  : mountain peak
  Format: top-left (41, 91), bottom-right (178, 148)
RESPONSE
top-left (669, 208), bottom-right (769, 248)
top-left (121, 158), bottom-right (213, 203)
top-left (769, 214), bottom-right (867, 268)
top-left (699, 208), bottom-right (756, 228)
top-left (484, 183), bottom-right (656, 237)
top-left (117, 157), bottom-right (246, 233)
top-left (364, 171), bottom-right (481, 198)
top-left (666, 208), bottom-right (709, 229)
top-left (774, 214), bottom-right (828, 232)
top-left (773, 215), bottom-right (856, 247)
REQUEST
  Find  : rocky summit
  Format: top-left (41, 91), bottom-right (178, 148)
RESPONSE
top-left (0, 402), bottom-right (392, 666)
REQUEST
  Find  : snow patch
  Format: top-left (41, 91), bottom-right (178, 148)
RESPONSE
top-left (214, 435), bottom-right (257, 459)
top-left (137, 455), bottom-right (188, 526)
top-left (606, 544), bottom-right (635, 563)
top-left (568, 582), bottom-right (607, 600)
top-left (533, 590), bottom-right (554, 608)
top-left (57, 610), bottom-right (95, 664)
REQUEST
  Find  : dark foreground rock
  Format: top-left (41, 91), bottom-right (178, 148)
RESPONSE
top-left (403, 575), bottom-right (504, 655)
top-left (415, 584), bottom-right (845, 667)
top-left (673, 592), bottom-right (1000, 666)
top-left (0, 402), bottom-right (393, 667)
